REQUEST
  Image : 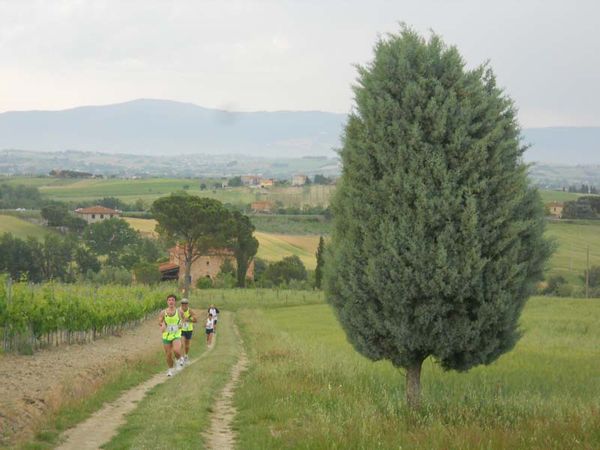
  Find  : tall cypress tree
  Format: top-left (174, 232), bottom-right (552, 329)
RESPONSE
top-left (326, 28), bottom-right (551, 409)
top-left (315, 236), bottom-right (325, 289)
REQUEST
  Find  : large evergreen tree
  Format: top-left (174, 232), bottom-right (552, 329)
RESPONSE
top-left (326, 28), bottom-right (551, 409)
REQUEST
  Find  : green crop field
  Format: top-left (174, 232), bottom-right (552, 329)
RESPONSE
top-left (0, 214), bottom-right (51, 240)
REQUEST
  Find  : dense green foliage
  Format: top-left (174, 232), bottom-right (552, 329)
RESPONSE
top-left (326, 28), bottom-right (552, 407)
top-left (263, 255), bottom-right (307, 286)
top-left (562, 196), bottom-right (600, 219)
top-left (0, 183), bottom-right (43, 209)
top-left (83, 218), bottom-right (140, 265)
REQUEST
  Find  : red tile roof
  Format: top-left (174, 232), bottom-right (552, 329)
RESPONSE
top-left (159, 262), bottom-right (179, 272)
top-left (75, 206), bottom-right (121, 215)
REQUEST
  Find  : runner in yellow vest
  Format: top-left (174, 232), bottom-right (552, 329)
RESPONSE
top-left (158, 294), bottom-right (185, 377)
top-left (179, 298), bottom-right (197, 365)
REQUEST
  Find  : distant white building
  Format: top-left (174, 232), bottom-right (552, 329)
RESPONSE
top-left (292, 174), bottom-right (308, 186)
top-left (75, 206), bottom-right (121, 224)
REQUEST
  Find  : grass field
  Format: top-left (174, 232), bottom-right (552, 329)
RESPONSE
top-left (538, 189), bottom-right (586, 203)
top-left (233, 295), bottom-right (600, 449)
top-left (0, 214), bottom-right (51, 240)
top-left (545, 220), bottom-right (600, 285)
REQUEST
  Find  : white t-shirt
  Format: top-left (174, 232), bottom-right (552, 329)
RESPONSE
top-left (206, 318), bottom-right (214, 329)
top-left (208, 307), bottom-right (218, 319)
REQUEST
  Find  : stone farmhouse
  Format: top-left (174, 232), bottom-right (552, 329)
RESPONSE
top-left (292, 174), bottom-right (308, 186)
top-left (75, 206), bottom-right (121, 224)
top-left (159, 243), bottom-right (255, 284)
top-left (260, 178), bottom-right (274, 188)
top-left (546, 201), bottom-right (564, 218)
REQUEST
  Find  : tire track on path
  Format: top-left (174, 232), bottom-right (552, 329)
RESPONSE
top-left (55, 345), bottom-right (214, 450)
top-left (204, 320), bottom-right (248, 450)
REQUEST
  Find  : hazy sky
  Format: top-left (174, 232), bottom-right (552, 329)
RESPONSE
top-left (0, 0), bottom-right (598, 127)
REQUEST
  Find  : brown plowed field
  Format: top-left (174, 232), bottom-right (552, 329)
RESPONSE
top-left (0, 318), bottom-right (161, 447)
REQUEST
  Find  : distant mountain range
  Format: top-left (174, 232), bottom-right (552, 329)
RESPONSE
top-left (0, 99), bottom-right (346, 158)
top-left (0, 99), bottom-right (598, 164)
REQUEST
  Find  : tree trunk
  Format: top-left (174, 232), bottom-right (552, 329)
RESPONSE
top-left (236, 255), bottom-right (247, 288)
top-left (406, 359), bottom-right (423, 410)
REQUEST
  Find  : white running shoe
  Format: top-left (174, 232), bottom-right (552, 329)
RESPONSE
top-left (183, 355), bottom-right (189, 364)
top-left (167, 368), bottom-right (174, 377)
top-left (177, 357), bottom-right (185, 369)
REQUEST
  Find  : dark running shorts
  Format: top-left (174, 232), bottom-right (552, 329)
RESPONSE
top-left (205, 328), bottom-right (214, 335)
top-left (181, 331), bottom-right (193, 340)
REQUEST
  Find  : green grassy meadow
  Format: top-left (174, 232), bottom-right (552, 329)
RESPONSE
top-left (538, 189), bottom-right (585, 203)
top-left (545, 220), bottom-right (600, 286)
top-left (0, 214), bottom-right (51, 240)
top-left (232, 295), bottom-right (600, 449)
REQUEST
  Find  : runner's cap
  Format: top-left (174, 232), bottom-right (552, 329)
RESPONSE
top-left (181, 298), bottom-right (189, 304)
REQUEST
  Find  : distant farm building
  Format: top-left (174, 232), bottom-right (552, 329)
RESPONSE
top-left (292, 174), bottom-right (308, 186)
top-left (75, 206), bottom-right (121, 224)
top-left (241, 175), bottom-right (261, 186)
top-left (251, 201), bottom-right (275, 213)
top-left (159, 244), bottom-right (255, 283)
top-left (260, 178), bottom-right (274, 188)
top-left (547, 201), bottom-right (564, 218)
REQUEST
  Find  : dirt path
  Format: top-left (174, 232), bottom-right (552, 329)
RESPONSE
top-left (56, 345), bottom-right (213, 450)
top-left (204, 322), bottom-right (248, 450)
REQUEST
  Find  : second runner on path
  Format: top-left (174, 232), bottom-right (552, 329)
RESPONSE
top-left (179, 298), bottom-right (197, 364)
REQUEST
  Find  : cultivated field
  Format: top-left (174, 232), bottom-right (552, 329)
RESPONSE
top-left (2, 176), bottom-right (335, 208)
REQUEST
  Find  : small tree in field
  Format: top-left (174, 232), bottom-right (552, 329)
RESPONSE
top-left (315, 236), bottom-right (325, 289)
top-left (226, 211), bottom-right (259, 287)
top-left (326, 28), bottom-right (551, 409)
top-left (151, 193), bottom-right (230, 297)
